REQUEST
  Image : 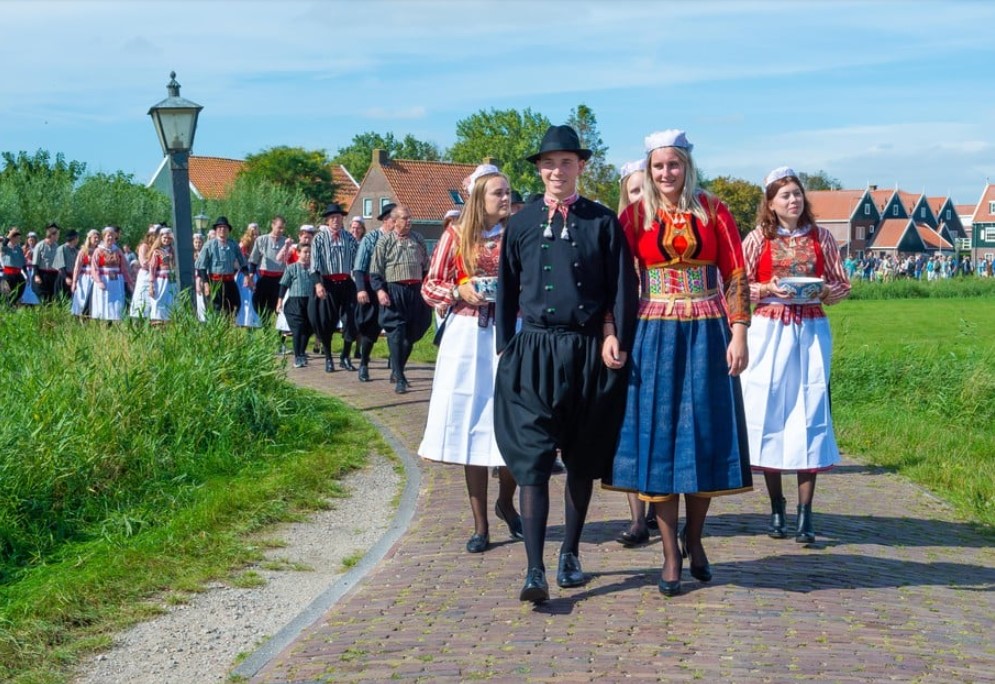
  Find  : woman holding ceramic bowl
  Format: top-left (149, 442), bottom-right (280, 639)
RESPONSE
top-left (740, 166), bottom-right (851, 545)
top-left (419, 163), bottom-right (521, 554)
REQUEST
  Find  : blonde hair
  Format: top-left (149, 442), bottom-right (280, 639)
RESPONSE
top-left (618, 170), bottom-right (645, 215)
top-left (456, 171), bottom-right (509, 276)
top-left (149, 230), bottom-right (173, 256)
top-left (239, 226), bottom-right (258, 253)
top-left (641, 146), bottom-right (709, 231)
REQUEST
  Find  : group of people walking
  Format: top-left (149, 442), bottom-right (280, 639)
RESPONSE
top-left (417, 124), bottom-right (850, 603)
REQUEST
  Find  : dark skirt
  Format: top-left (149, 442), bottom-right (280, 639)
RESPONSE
top-left (283, 296), bottom-right (312, 356)
top-left (494, 327), bottom-right (628, 486)
top-left (355, 280), bottom-right (381, 341)
top-left (379, 282), bottom-right (431, 343)
top-left (609, 316), bottom-right (752, 499)
top-left (252, 274), bottom-right (282, 317)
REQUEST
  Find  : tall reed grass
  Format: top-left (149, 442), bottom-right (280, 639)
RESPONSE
top-left (0, 299), bottom-right (380, 681)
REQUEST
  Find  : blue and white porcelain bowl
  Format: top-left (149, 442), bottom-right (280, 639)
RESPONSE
top-left (778, 277), bottom-right (824, 303)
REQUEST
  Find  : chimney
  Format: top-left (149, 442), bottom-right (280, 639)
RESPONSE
top-left (373, 148), bottom-right (390, 166)
top-left (483, 156), bottom-right (502, 168)
top-left (869, 184), bottom-right (878, 191)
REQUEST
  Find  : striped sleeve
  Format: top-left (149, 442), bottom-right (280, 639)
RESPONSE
top-left (741, 228), bottom-right (766, 302)
top-left (817, 226), bottom-right (851, 305)
top-left (421, 227), bottom-right (459, 308)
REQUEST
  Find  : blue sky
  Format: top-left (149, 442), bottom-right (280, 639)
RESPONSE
top-left (2, 0), bottom-right (992, 205)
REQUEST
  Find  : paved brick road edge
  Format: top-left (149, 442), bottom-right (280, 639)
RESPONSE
top-left (242, 357), bottom-right (995, 683)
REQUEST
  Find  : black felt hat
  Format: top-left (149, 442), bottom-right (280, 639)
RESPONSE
top-left (65, 229), bottom-right (79, 240)
top-left (377, 203), bottom-right (397, 221)
top-left (213, 216), bottom-right (232, 228)
top-left (320, 203), bottom-right (347, 217)
top-left (526, 125), bottom-right (592, 163)
top-left (510, 190), bottom-right (524, 204)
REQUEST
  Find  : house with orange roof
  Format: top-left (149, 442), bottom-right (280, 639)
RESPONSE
top-left (927, 195), bottom-right (966, 242)
top-left (866, 216), bottom-right (954, 257)
top-left (805, 188), bottom-right (877, 256)
top-left (147, 155), bottom-right (360, 207)
top-left (969, 183), bottom-right (995, 262)
top-left (347, 149), bottom-right (497, 246)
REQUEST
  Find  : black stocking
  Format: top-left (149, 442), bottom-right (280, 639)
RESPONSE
top-left (562, 473), bottom-right (593, 556)
top-left (519, 484), bottom-right (549, 571)
top-left (464, 465), bottom-right (489, 536)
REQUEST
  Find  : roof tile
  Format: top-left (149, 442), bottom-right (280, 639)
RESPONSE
top-left (379, 159), bottom-right (478, 222)
top-left (806, 190), bottom-right (867, 221)
top-left (189, 156), bottom-right (243, 200)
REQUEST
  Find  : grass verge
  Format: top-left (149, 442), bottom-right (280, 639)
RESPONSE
top-left (0, 302), bottom-right (384, 683)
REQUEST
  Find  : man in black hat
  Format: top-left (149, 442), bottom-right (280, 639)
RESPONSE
top-left (309, 203), bottom-right (359, 373)
top-left (369, 204), bottom-right (431, 393)
top-left (494, 124), bottom-right (637, 603)
top-left (351, 203), bottom-right (396, 381)
top-left (53, 229), bottom-right (80, 301)
top-left (195, 216), bottom-right (248, 316)
top-left (32, 223), bottom-right (61, 303)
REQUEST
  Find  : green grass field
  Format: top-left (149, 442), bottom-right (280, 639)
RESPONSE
top-left (827, 297), bottom-right (995, 530)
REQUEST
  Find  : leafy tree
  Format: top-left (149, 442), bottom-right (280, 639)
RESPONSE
top-left (799, 170), bottom-right (842, 191)
top-left (0, 150), bottom-right (85, 229)
top-left (703, 175), bottom-right (763, 237)
top-left (70, 172), bottom-right (171, 247)
top-left (240, 146), bottom-right (336, 213)
top-left (448, 108), bottom-right (552, 197)
top-left (566, 104), bottom-right (620, 209)
top-left (204, 175), bottom-right (310, 234)
top-left (333, 132), bottom-right (442, 182)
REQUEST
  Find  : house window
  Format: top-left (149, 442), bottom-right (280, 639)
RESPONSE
top-left (448, 189), bottom-right (465, 206)
top-left (892, 205), bottom-right (898, 216)
top-left (920, 208), bottom-right (926, 218)
top-left (990, 201), bottom-right (995, 214)
top-left (985, 227), bottom-right (995, 243)
top-left (863, 204), bottom-right (870, 216)
top-left (946, 210), bottom-right (951, 220)
top-left (380, 197), bottom-right (392, 213)
top-left (856, 226), bottom-right (865, 240)
top-left (362, 198), bottom-right (373, 218)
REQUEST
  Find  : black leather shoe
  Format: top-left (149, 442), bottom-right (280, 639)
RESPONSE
top-left (389, 371), bottom-right (398, 384)
top-left (465, 533), bottom-right (489, 553)
top-left (293, 356), bottom-right (305, 369)
top-left (519, 567), bottom-right (549, 603)
top-left (556, 552), bottom-right (585, 588)
top-left (394, 380), bottom-right (408, 394)
top-left (550, 456), bottom-right (566, 474)
top-left (769, 496), bottom-right (788, 539)
top-left (796, 503), bottom-right (815, 544)
top-left (616, 527), bottom-right (650, 547)
top-left (494, 500), bottom-right (524, 540)
top-left (658, 578), bottom-right (682, 597)
top-left (679, 526), bottom-right (712, 582)
top-left (357, 365), bottom-right (370, 382)
top-left (339, 357), bottom-right (356, 371)
top-left (325, 358), bottom-right (334, 373)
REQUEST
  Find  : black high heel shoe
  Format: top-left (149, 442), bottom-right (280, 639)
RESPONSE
top-left (494, 499), bottom-right (524, 540)
top-left (679, 525), bottom-right (713, 583)
top-left (616, 525), bottom-right (650, 547)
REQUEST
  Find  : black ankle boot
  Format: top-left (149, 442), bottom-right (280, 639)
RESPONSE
top-left (795, 503), bottom-right (815, 544)
top-left (769, 497), bottom-right (787, 539)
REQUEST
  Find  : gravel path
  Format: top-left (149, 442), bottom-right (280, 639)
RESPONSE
top-left (72, 453), bottom-right (400, 684)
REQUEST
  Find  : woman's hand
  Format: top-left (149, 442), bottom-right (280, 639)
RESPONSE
top-left (764, 276), bottom-right (790, 299)
top-left (457, 281), bottom-right (485, 306)
top-left (276, 299), bottom-right (283, 314)
top-left (601, 335), bottom-right (627, 370)
top-left (726, 324), bottom-right (748, 376)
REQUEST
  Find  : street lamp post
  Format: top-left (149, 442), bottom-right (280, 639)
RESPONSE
top-left (148, 71), bottom-right (202, 308)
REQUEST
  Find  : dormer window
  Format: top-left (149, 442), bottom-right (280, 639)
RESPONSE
top-left (989, 201), bottom-right (995, 214)
top-left (448, 190), bottom-right (465, 206)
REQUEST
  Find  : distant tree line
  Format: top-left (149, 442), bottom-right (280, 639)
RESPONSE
top-left (1, 108), bottom-right (845, 240)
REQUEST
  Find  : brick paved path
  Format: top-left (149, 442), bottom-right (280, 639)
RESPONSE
top-left (247, 357), bottom-right (995, 683)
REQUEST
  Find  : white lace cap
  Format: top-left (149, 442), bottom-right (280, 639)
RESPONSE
top-left (619, 159), bottom-right (646, 178)
top-left (644, 129), bottom-right (693, 153)
top-left (464, 163), bottom-right (502, 191)
top-left (764, 166), bottom-right (797, 189)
